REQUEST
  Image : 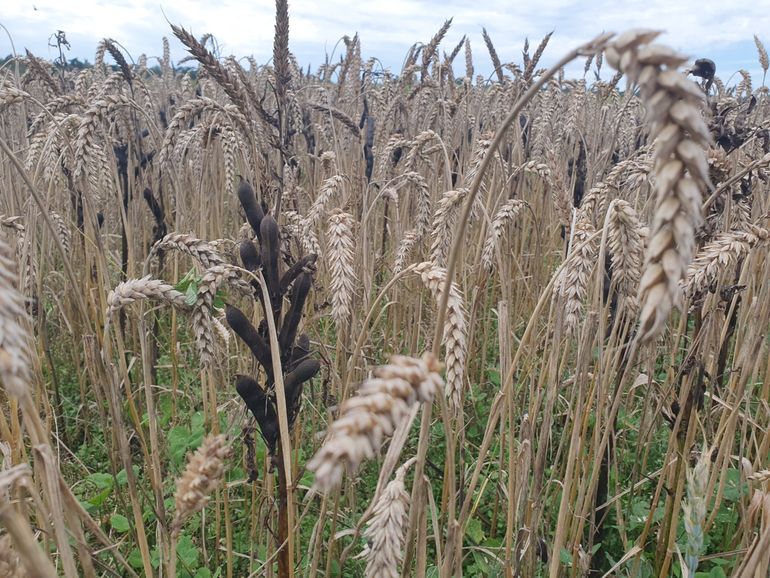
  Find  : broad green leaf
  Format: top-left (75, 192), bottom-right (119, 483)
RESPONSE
top-left (110, 513), bottom-right (130, 533)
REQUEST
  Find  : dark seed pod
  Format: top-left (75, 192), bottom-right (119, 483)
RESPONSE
top-left (260, 215), bottom-right (282, 320)
top-left (235, 375), bottom-right (278, 454)
top-left (285, 359), bottom-right (320, 402)
top-left (279, 253), bottom-right (317, 295)
top-left (239, 240), bottom-right (261, 271)
top-left (284, 359), bottom-right (320, 424)
top-left (238, 179), bottom-right (264, 241)
top-left (279, 272), bottom-right (311, 352)
top-left (289, 333), bottom-right (311, 368)
top-left (226, 305), bottom-right (273, 379)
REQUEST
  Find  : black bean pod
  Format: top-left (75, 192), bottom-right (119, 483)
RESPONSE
top-left (237, 179), bottom-right (264, 241)
top-left (235, 375), bottom-right (278, 454)
top-left (225, 305), bottom-right (273, 380)
top-left (259, 215), bottom-right (282, 321)
top-left (279, 272), bottom-right (311, 353)
top-left (279, 254), bottom-right (317, 295)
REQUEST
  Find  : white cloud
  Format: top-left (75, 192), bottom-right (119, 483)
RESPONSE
top-left (1, 0), bottom-right (767, 81)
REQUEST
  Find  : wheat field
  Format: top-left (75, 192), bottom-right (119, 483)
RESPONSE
top-left (1, 4), bottom-right (770, 577)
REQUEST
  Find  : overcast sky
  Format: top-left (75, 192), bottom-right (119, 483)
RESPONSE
top-left (3, 0), bottom-right (770, 84)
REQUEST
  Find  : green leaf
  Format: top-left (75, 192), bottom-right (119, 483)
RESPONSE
top-left (467, 518), bottom-right (485, 543)
top-left (560, 547), bottom-right (573, 565)
top-left (110, 514), bottom-right (130, 533)
top-left (168, 426), bottom-right (191, 467)
top-left (177, 535), bottom-right (199, 568)
top-left (194, 569), bottom-right (212, 578)
top-left (185, 284), bottom-right (198, 306)
top-left (87, 486), bottom-right (113, 507)
top-left (87, 472), bottom-right (114, 490)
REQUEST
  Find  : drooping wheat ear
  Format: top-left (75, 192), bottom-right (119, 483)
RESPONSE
top-left (401, 171), bottom-right (432, 236)
top-left (681, 448), bottom-right (710, 576)
top-left (430, 189), bottom-right (465, 267)
top-left (326, 210), bottom-right (357, 330)
top-left (193, 265), bottom-right (242, 368)
top-left (363, 458), bottom-right (416, 578)
top-left (413, 262), bottom-right (467, 410)
top-left (481, 199), bottom-right (528, 273)
top-left (606, 199), bottom-right (644, 315)
top-left (606, 30), bottom-right (712, 342)
top-left (151, 233), bottom-right (225, 269)
top-left (307, 354), bottom-right (442, 493)
top-left (309, 102), bottom-right (360, 136)
top-left (307, 175), bottom-right (346, 226)
top-left (74, 94), bottom-right (133, 183)
top-left (171, 24), bottom-right (249, 115)
top-left (755, 35), bottom-right (769, 76)
top-left (285, 210), bottom-right (322, 257)
top-left (172, 434), bottom-right (231, 537)
top-left (106, 276), bottom-right (190, 324)
top-left (404, 130), bottom-right (439, 170)
top-left (684, 226), bottom-right (770, 297)
top-left (557, 221), bottom-right (598, 337)
top-left (24, 49), bottom-right (59, 96)
top-left (394, 230), bottom-right (421, 274)
top-left (0, 85), bottom-right (29, 109)
top-left (0, 238), bottom-right (31, 398)
top-left (0, 216), bottom-right (25, 233)
top-left (49, 211), bottom-right (70, 255)
top-left (748, 470), bottom-right (770, 484)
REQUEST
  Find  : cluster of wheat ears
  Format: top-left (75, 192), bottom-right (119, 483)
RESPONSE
top-left (1, 3), bottom-right (770, 576)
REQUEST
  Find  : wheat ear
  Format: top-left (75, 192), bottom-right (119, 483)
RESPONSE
top-left (684, 225), bottom-right (769, 297)
top-left (413, 262), bottom-right (467, 410)
top-left (172, 434), bottom-right (231, 537)
top-left (606, 30), bottom-right (712, 342)
top-left (106, 276), bottom-right (190, 323)
top-left (363, 458), bottom-right (416, 578)
top-left (326, 210), bottom-right (357, 330)
top-left (481, 199), bottom-right (527, 273)
top-left (307, 354), bottom-right (442, 493)
top-left (0, 238), bottom-right (31, 398)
